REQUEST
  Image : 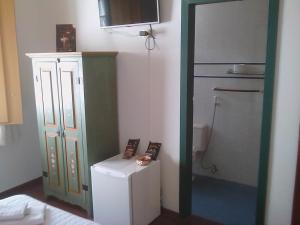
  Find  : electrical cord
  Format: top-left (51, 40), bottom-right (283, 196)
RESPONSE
top-left (199, 96), bottom-right (219, 174)
top-left (145, 24), bottom-right (156, 51)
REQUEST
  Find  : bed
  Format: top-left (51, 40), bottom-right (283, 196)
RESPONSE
top-left (0, 195), bottom-right (99, 225)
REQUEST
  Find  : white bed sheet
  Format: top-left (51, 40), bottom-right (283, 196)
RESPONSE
top-left (0, 195), bottom-right (99, 225)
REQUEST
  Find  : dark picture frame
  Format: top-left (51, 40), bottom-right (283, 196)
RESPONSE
top-left (145, 142), bottom-right (161, 160)
top-left (123, 139), bottom-right (140, 159)
top-left (56, 24), bottom-right (76, 52)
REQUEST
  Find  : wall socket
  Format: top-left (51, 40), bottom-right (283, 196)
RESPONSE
top-left (139, 31), bottom-right (150, 36)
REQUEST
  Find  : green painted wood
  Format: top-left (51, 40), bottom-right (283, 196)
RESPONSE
top-left (65, 139), bottom-right (81, 193)
top-left (46, 136), bottom-right (60, 186)
top-left (58, 61), bottom-right (86, 208)
top-left (179, 0), bottom-right (194, 217)
top-left (82, 56), bottom-right (119, 167)
top-left (40, 71), bottom-right (55, 125)
top-left (256, 0), bottom-right (280, 224)
top-left (29, 52), bottom-right (119, 215)
top-left (81, 55), bottom-right (119, 214)
top-left (32, 62), bottom-right (65, 197)
top-left (60, 70), bottom-right (76, 129)
top-left (179, 0), bottom-right (280, 223)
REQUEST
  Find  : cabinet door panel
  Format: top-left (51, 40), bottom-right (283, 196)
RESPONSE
top-left (65, 137), bottom-right (81, 193)
top-left (58, 61), bottom-right (86, 206)
top-left (40, 70), bottom-right (56, 125)
top-left (46, 135), bottom-right (61, 186)
top-left (33, 62), bottom-right (65, 195)
top-left (60, 71), bottom-right (76, 129)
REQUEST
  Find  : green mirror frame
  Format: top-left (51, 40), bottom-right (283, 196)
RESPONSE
top-left (179, 0), bottom-right (280, 224)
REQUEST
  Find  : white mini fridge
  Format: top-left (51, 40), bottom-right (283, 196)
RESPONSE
top-left (91, 154), bottom-right (161, 225)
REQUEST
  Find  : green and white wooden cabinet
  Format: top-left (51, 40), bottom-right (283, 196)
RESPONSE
top-left (26, 52), bottom-right (119, 214)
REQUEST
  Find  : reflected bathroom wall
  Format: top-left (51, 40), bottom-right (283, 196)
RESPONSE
top-left (194, 0), bottom-right (269, 63)
top-left (193, 76), bottom-right (264, 186)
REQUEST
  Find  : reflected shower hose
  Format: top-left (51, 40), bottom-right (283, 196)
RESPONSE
top-left (200, 96), bottom-right (218, 174)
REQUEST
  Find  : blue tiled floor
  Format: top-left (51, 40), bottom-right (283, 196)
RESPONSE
top-left (192, 176), bottom-right (257, 225)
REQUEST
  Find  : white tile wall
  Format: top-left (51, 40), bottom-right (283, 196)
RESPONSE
top-left (193, 75), bottom-right (264, 186)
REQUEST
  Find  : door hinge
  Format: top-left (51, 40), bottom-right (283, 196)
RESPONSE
top-left (82, 184), bottom-right (88, 191)
top-left (77, 77), bottom-right (81, 84)
top-left (35, 75), bottom-right (39, 82)
top-left (43, 171), bottom-right (48, 178)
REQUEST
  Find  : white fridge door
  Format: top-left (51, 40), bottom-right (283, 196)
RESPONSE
top-left (91, 166), bottom-right (132, 225)
top-left (131, 161), bottom-right (161, 225)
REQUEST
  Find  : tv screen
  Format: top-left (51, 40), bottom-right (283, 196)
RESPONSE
top-left (98, 0), bottom-right (160, 28)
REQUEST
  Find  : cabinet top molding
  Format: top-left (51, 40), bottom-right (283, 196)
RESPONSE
top-left (26, 52), bottom-right (118, 58)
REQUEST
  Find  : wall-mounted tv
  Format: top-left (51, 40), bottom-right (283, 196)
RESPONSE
top-left (98, 0), bottom-right (160, 28)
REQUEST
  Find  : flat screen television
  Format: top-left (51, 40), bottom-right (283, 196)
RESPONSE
top-left (98, 0), bottom-right (160, 28)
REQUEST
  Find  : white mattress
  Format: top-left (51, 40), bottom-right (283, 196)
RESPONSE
top-left (0, 195), bottom-right (99, 225)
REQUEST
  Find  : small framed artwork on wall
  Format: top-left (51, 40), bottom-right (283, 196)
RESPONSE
top-left (56, 24), bottom-right (76, 52)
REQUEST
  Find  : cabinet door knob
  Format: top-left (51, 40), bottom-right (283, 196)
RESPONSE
top-left (56, 130), bottom-right (61, 136)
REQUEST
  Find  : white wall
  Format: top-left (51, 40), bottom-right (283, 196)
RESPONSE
top-left (75, 0), bottom-right (181, 211)
top-left (265, 0), bottom-right (300, 224)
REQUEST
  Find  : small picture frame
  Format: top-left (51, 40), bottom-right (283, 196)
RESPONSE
top-left (56, 24), bottom-right (76, 52)
top-left (123, 139), bottom-right (140, 159)
top-left (145, 142), bottom-right (161, 160)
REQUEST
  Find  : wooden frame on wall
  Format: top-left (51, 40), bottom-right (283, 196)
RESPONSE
top-left (179, 0), bottom-right (280, 224)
